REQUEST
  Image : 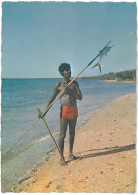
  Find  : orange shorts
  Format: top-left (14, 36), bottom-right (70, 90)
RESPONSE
top-left (60, 105), bottom-right (78, 120)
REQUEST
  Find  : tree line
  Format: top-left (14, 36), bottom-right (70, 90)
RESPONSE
top-left (80, 69), bottom-right (136, 81)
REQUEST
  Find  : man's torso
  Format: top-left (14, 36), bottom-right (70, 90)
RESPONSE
top-left (58, 80), bottom-right (77, 106)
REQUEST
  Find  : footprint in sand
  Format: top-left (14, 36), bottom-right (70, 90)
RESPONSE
top-left (45, 181), bottom-right (52, 188)
top-left (56, 185), bottom-right (62, 190)
top-left (119, 170), bottom-right (124, 173)
top-left (78, 180), bottom-right (85, 183)
top-left (31, 179), bottom-right (37, 184)
top-left (108, 163), bottom-right (114, 166)
top-left (125, 184), bottom-right (130, 187)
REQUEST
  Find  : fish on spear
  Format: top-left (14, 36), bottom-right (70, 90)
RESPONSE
top-left (92, 40), bottom-right (115, 73)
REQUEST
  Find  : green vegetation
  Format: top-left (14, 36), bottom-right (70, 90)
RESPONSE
top-left (80, 69), bottom-right (136, 81)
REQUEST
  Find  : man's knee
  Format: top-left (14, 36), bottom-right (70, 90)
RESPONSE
top-left (69, 129), bottom-right (75, 138)
top-left (59, 132), bottom-right (66, 141)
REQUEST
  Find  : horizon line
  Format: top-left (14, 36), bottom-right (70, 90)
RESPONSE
top-left (1, 68), bottom-right (136, 80)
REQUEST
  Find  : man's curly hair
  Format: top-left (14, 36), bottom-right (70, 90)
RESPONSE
top-left (58, 63), bottom-right (71, 73)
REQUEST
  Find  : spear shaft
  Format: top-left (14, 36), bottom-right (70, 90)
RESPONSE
top-left (6, 41), bottom-right (112, 154)
top-left (6, 118), bottom-right (40, 154)
top-left (36, 108), bottom-right (61, 157)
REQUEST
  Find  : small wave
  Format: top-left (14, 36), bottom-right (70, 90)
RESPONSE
top-left (34, 134), bottom-right (50, 143)
top-left (33, 131), bottom-right (59, 144)
top-left (2, 131), bottom-right (60, 162)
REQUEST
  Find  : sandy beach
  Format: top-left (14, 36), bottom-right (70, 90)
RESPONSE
top-left (103, 80), bottom-right (136, 83)
top-left (14, 93), bottom-right (136, 193)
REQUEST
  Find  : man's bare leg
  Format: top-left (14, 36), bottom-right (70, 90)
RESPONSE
top-left (69, 118), bottom-right (77, 160)
top-left (59, 118), bottom-right (68, 165)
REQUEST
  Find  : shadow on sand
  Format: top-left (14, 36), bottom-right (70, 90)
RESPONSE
top-left (67, 144), bottom-right (135, 164)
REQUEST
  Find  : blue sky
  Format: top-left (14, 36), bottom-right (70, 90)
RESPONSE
top-left (2, 1), bottom-right (137, 78)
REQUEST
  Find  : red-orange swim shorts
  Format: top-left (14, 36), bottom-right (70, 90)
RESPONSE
top-left (60, 105), bottom-right (78, 120)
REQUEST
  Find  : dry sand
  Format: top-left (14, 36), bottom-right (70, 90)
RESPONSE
top-left (104, 80), bottom-right (136, 83)
top-left (15, 93), bottom-right (136, 193)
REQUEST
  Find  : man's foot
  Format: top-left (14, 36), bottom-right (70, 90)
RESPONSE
top-left (69, 154), bottom-right (78, 160)
top-left (60, 158), bottom-right (67, 166)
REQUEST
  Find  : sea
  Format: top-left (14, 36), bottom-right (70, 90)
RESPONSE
top-left (1, 78), bottom-right (136, 192)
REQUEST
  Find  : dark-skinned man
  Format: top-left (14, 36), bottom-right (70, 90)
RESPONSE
top-left (42, 63), bottom-right (82, 166)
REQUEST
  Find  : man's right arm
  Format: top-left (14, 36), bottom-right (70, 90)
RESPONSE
top-left (47, 84), bottom-right (59, 108)
top-left (40, 83), bottom-right (60, 118)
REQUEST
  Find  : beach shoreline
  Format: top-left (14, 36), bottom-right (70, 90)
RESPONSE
top-left (13, 93), bottom-right (136, 193)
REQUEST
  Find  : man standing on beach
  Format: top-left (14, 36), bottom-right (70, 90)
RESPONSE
top-left (42, 63), bottom-right (82, 165)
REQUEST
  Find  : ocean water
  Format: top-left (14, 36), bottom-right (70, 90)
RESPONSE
top-left (1, 79), bottom-right (136, 192)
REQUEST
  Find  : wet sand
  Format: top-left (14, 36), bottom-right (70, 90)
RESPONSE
top-left (15, 93), bottom-right (136, 193)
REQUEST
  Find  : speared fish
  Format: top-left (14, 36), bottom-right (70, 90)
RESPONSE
top-left (91, 40), bottom-right (115, 72)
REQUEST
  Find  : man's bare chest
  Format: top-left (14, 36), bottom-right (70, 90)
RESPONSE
top-left (58, 81), bottom-right (76, 92)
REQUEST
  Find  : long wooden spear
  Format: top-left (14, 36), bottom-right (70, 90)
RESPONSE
top-left (36, 108), bottom-right (62, 157)
top-left (5, 40), bottom-right (114, 155)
